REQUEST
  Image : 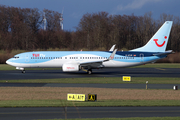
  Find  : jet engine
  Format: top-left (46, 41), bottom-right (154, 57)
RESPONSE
top-left (62, 63), bottom-right (80, 72)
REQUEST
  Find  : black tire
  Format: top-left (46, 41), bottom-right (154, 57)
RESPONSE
top-left (22, 70), bottom-right (25, 74)
top-left (88, 69), bottom-right (92, 74)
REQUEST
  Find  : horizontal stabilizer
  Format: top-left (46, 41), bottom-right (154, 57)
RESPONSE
top-left (153, 50), bottom-right (173, 56)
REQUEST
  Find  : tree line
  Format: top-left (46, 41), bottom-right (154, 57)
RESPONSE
top-left (0, 5), bottom-right (180, 52)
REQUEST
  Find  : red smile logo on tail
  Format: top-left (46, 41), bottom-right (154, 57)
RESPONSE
top-left (153, 36), bottom-right (167, 47)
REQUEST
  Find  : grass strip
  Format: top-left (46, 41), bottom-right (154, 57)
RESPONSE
top-left (1, 77), bottom-right (180, 84)
top-left (1, 99), bottom-right (180, 107)
top-left (37, 117), bottom-right (180, 120)
top-left (0, 64), bottom-right (61, 71)
top-left (130, 63), bottom-right (180, 68)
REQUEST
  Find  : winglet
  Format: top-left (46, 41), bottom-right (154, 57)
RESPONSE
top-left (108, 49), bottom-right (117, 60)
top-left (109, 44), bottom-right (116, 51)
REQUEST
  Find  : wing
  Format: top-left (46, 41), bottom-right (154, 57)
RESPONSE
top-left (80, 49), bottom-right (117, 69)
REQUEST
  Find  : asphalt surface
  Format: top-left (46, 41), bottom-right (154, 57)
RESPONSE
top-left (1, 67), bottom-right (180, 89)
top-left (1, 68), bottom-right (180, 80)
top-left (1, 68), bottom-right (180, 89)
top-left (1, 68), bottom-right (180, 119)
top-left (0, 83), bottom-right (179, 89)
top-left (1, 107), bottom-right (180, 120)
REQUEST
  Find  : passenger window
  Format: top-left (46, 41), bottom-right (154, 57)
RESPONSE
top-left (13, 56), bottom-right (19, 59)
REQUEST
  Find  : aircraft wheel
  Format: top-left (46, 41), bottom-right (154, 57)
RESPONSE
top-left (22, 70), bottom-right (25, 74)
top-left (87, 69), bottom-right (92, 74)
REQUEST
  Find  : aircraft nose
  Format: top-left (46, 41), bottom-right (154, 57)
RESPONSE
top-left (6, 58), bottom-right (13, 65)
top-left (6, 58), bottom-right (17, 67)
top-left (6, 59), bottom-right (10, 65)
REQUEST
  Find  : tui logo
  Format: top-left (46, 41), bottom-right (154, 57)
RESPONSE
top-left (153, 36), bottom-right (167, 47)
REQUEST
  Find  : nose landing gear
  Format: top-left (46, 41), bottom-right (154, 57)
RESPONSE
top-left (16, 67), bottom-right (25, 73)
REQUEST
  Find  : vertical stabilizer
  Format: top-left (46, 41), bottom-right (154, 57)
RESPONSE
top-left (131, 21), bottom-right (173, 52)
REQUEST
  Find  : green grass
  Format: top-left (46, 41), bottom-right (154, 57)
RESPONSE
top-left (0, 64), bottom-right (16, 70)
top-left (37, 117), bottom-right (180, 120)
top-left (1, 77), bottom-right (180, 84)
top-left (1, 99), bottom-right (180, 108)
top-left (130, 63), bottom-right (180, 68)
top-left (0, 64), bottom-right (62, 70)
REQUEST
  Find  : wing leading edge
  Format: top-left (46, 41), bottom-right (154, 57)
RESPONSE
top-left (80, 49), bottom-right (117, 69)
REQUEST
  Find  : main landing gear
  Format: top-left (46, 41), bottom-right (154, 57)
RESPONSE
top-left (87, 69), bottom-right (92, 74)
top-left (22, 70), bottom-right (25, 73)
top-left (81, 66), bottom-right (92, 74)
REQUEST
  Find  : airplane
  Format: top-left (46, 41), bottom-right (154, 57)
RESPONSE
top-left (6, 21), bottom-right (173, 74)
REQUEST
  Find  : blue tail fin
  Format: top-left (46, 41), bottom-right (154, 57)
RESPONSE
top-left (131, 21), bottom-right (173, 52)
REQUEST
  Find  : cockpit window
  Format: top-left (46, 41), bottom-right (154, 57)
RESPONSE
top-left (13, 56), bottom-right (19, 59)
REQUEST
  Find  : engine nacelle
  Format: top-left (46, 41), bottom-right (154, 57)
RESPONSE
top-left (62, 63), bottom-right (80, 72)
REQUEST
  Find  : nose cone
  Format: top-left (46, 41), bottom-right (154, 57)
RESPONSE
top-left (6, 59), bottom-right (10, 64)
top-left (6, 58), bottom-right (13, 66)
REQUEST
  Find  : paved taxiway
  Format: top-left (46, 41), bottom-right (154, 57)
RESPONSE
top-left (0, 83), bottom-right (179, 89)
top-left (1, 107), bottom-right (180, 120)
top-left (1, 68), bottom-right (180, 89)
top-left (1, 68), bottom-right (180, 80)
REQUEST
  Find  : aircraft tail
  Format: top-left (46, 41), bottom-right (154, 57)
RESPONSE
top-left (131, 21), bottom-right (173, 52)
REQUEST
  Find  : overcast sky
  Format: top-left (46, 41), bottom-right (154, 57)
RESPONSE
top-left (0, 0), bottom-right (179, 31)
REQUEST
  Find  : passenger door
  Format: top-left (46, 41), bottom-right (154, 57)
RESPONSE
top-left (25, 54), bottom-right (29, 62)
top-left (140, 53), bottom-right (144, 62)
